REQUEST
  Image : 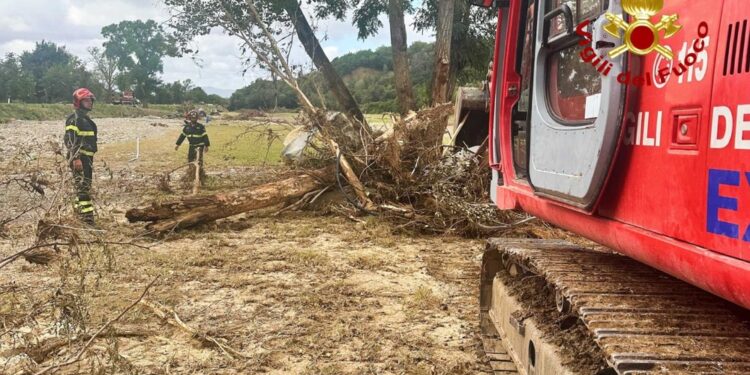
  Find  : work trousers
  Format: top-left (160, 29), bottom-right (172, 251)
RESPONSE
top-left (72, 155), bottom-right (94, 222)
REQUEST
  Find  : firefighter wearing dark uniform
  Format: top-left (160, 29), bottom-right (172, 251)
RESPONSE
top-left (64, 88), bottom-right (97, 225)
top-left (175, 110), bottom-right (210, 181)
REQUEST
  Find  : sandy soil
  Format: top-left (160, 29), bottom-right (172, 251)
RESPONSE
top-left (0, 117), bottom-right (181, 158)
top-left (0, 116), bottom-right (499, 374)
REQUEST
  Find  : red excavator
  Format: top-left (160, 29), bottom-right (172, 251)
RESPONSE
top-left (455, 0), bottom-right (750, 373)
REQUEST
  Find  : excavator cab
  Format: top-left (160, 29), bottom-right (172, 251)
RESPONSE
top-left (481, 0), bottom-right (627, 211)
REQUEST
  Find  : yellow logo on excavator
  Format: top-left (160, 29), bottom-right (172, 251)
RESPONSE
top-left (603, 0), bottom-right (682, 59)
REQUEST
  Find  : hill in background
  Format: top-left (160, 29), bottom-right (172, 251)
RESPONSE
top-left (229, 41), bottom-right (488, 113)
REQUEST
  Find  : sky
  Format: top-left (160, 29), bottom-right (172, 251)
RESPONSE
top-left (0, 0), bottom-right (434, 97)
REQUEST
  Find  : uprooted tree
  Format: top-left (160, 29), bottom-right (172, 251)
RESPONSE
top-left (127, 0), bottom-right (526, 235)
top-left (165, 0), bottom-right (367, 126)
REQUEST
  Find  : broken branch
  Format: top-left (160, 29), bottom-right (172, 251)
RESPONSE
top-left (139, 299), bottom-right (248, 360)
top-left (33, 277), bottom-right (159, 375)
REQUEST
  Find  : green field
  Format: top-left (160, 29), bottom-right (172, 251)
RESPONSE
top-left (101, 120), bottom-right (294, 171)
top-left (0, 103), bottom-right (183, 123)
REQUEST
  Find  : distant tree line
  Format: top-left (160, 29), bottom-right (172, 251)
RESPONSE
top-left (229, 39), bottom-right (490, 114)
top-left (0, 20), bottom-right (228, 106)
top-left (198, 0), bottom-right (495, 115)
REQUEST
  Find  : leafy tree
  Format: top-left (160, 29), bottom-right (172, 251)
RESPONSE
top-left (40, 59), bottom-right (98, 103)
top-left (88, 47), bottom-right (120, 103)
top-left (206, 94), bottom-right (229, 106)
top-left (332, 47), bottom-right (392, 76)
top-left (154, 79), bottom-right (228, 105)
top-left (17, 41), bottom-right (97, 103)
top-left (229, 78), bottom-right (298, 110)
top-left (185, 86), bottom-right (209, 103)
top-left (101, 20), bottom-right (181, 103)
top-left (153, 84), bottom-right (174, 104)
top-left (20, 41), bottom-right (75, 102)
top-left (408, 42), bottom-right (435, 107)
top-left (0, 54), bottom-right (35, 102)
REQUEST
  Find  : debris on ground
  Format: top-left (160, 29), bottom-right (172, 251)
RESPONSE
top-left (226, 109), bottom-right (268, 120)
top-left (127, 104), bottom-right (528, 236)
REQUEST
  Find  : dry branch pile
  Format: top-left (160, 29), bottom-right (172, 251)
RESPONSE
top-left (122, 0), bottom-right (527, 236)
top-left (127, 104), bottom-right (526, 236)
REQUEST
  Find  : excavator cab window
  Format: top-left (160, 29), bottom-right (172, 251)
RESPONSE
top-left (546, 0), bottom-right (604, 124)
top-left (547, 47), bottom-right (602, 123)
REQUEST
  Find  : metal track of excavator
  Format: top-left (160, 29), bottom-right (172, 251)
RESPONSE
top-left (480, 238), bottom-right (750, 375)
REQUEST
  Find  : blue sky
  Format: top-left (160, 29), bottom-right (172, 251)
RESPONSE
top-left (0, 0), bottom-right (434, 95)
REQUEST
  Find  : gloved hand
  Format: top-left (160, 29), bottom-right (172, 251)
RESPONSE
top-left (204, 146), bottom-right (209, 153)
top-left (72, 159), bottom-right (83, 171)
top-left (174, 145), bottom-right (179, 151)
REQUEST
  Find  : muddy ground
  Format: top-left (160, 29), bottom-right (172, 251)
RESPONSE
top-left (0, 115), bottom-right (542, 374)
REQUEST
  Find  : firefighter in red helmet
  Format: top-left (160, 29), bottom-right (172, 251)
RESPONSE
top-left (64, 88), bottom-right (98, 225)
top-left (175, 109), bottom-right (210, 183)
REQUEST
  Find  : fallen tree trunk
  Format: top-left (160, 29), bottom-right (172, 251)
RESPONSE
top-left (127, 167), bottom-right (333, 233)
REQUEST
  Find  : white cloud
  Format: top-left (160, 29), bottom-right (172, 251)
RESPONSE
top-left (66, 0), bottom-right (166, 28)
top-left (0, 16), bottom-right (31, 32)
top-left (323, 46), bottom-right (340, 59)
top-left (0, 1), bottom-right (438, 92)
top-left (0, 40), bottom-right (36, 56)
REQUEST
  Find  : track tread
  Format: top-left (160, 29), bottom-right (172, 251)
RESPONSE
top-left (485, 238), bottom-right (750, 374)
top-left (482, 335), bottom-right (519, 374)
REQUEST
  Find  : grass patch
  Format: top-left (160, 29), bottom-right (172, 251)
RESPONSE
top-left (348, 253), bottom-right (391, 271)
top-left (358, 217), bottom-right (398, 247)
top-left (0, 103), bottom-right (181, 123)
top-left (301, 363), bottom-right (342, 375)
top-left (99, 120), bottom-right (290, 169)
top-left (290, 249), bottom-right (331, 269)
top-left (407, 286), bottom-right (441, 311)
top-left (211, 122), bottom-right (289, 166)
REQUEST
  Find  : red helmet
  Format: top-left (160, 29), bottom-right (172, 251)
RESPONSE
top-left (185, 110), bottom-right (199, 121)
top-left (73, 88), bottom-right (96, 109)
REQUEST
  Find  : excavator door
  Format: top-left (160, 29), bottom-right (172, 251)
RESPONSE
top-left (527, 0), bottom-right (627, 210)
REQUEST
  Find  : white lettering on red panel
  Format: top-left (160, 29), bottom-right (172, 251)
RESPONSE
top-left (710, 105), bottom-right (750, 150)
top-left (624, 111), bottom-right (663, 147)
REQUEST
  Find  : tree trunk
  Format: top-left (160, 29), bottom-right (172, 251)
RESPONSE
top-left (448, 2), bottom-right (470, 98)
top-left (431, 0), bottom-right (455, 105)
top-left (387, 0), bottom-right (416, 115)
top-left (282, 1), bottom-right (369, 132)
top-left (126, 168), bottom-right (333, 233)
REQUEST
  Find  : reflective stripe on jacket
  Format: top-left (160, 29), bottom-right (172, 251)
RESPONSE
top-left (176, 122), bottom-right (210, 147)
top-left (64, 111), bottom-right (98, 159)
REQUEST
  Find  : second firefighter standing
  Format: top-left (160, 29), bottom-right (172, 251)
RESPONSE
top-left (175, 110), bottom-right (210, 182)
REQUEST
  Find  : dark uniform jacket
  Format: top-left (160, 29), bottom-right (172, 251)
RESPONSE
top-left (64, 111), bottom-right (98, 159)
top-left (176, 122), bottom-right (210, 147)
